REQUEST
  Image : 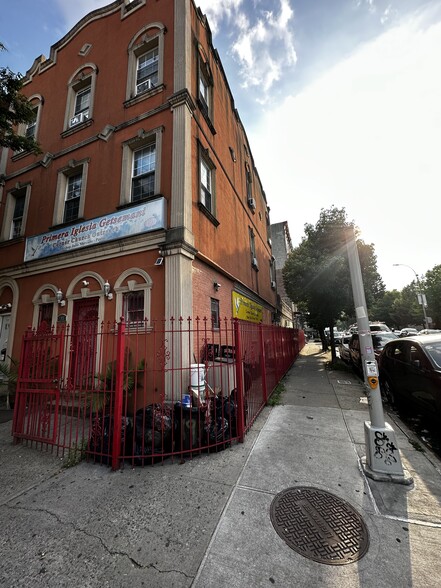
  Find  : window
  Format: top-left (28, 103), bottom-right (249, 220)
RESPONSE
top-left (25, 106), bottom-right (38, 139)
top-left (71, 87), bottom-right (91, 125)
top-left (132, 144), bottom-right (156, 201)
top-left (11, 192), bottom-right (26, 239)
top-left (200, 157), bottom-right (212, 212)
top-left (249, 228), bottom-right (258, 270)
top-left (126, 25), bottom-right (165, 104)
top-left (53, 160), bottom-right (89, 226)
top-left (38, 303), bottom-right (54, 331)
top-left (64, 66), bottom-right (97, 133)
top-left (199, 70), bottom-right (210, 113)
top-left (123, 291), bottom-right (145, 326)
top-left (120, 128), bottom-right (162, 206)
top-left (197, 48), bottom-right (213, 123)
top-left (64, 173), bottom-right (82, 223)
top-left (69, 83), bottom-right (91, 127)
top-left (270, 257), bottom-right (276, 288)
top-left (15, 95), bottom-right (42, 153)
top-left (211, 298), bottom-right (220, 329)
top-left (115, 271), bottom-right (153, 330)
top-left (136, 47), bottom-right (159, 95)
top-left (1, 185), bottom-right (31, 241)
top-left (246, 167), bottom-right (253, 202)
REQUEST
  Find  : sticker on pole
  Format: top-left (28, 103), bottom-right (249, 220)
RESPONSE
top-left (365, 361), bottom-right (378, 377)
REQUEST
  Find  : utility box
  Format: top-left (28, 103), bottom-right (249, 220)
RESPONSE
top-left (207, 358), bottom-right (238, 397)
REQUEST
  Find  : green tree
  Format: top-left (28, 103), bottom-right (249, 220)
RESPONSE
top-left (0, 43), bottom-right (41, 154)
top-left (283, 206), bottom-right (385, 361)
top-left (423, 264), bottom-right (441, 328)
top-left (369, 290), bottom-right (401, 330)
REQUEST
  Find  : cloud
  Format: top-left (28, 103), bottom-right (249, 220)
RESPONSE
top-left (248, 9), bottom-right (441, 289)
top-left (197, 0), bottom-right (297, 101)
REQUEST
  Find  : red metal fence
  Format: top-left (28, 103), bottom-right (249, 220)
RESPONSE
top-left (12, 318), bottom-right (304, 469)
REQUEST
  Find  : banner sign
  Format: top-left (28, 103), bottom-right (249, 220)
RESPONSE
top-left (24, 198), bottom-right (166, 262)
top-left (232, 291), bottom-right (263, 324)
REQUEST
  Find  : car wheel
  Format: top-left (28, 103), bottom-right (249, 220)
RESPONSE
top-left (381, 377), bottom-right (397, 407)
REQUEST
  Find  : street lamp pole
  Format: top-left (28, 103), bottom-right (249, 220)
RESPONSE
top-left (345, 229), bottom-right (411, 484)
top-left (393, 263), bottom-right (429, 329)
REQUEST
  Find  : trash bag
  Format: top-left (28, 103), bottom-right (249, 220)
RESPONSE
top-left (134, 403), bottom-right (173, 463)
top-left (222, 397), bottom-right (237, 437)
top-left (204, 415), bottom-right (229, 446)
top-left (88, 414), bottom-right (133, 464)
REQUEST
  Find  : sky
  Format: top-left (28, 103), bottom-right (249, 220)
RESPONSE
top-left (1, 0), bottom-right (440, 292)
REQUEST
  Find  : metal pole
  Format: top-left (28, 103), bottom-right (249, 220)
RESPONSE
top-left (392, 263), bottom-right (429, 329)
top-left (346, 230), bottom-right (385, 428)
top-left (345, 229), bottom-right (411, 484)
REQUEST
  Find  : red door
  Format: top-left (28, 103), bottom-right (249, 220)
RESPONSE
top-left (70, 298), bottom-right (99, 388)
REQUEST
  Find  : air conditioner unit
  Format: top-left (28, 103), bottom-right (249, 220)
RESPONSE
top-left (137, 78), bottom-right (153, 94)
top-left (252, 257), bottom-right (259, 270)
top-left (248, 198), bottom-right (256, 210)
top-left (271, 280), bottom-right (276, 289)
top-left (69, 110), bottom-right (89, 128)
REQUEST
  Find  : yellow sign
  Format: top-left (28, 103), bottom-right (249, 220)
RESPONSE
top-left (368, 377), bottom-right (378, 389)
top-left (232, 292), bottom-right (263, 323)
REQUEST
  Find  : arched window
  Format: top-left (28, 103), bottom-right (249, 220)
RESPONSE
top-left (115, 269), bottom-right (153, 329)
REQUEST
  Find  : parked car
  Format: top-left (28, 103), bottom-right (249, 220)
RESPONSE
top-left (349, 332), bottom-right (399, 374)
top-left (337, 335), bottom-right (352, 363)
top-left (378, 334), bottom-right (441, 419)
top-left (398, 328), bottom-right (419, 338)
top-left (419, 329), bottom-right (441, 335)
top-left (348, 322), bottom-right (391, 334)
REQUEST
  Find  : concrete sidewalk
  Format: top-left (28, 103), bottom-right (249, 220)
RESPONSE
top-left (194, 343), bottom-right (441, 587)
top-left (1, 342), bottom-right (441, 587)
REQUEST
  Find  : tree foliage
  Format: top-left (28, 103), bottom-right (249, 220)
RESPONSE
top-left (424, 264), bottom-right (441, 328)
top-left (0, 43), bottom-right (41, 154)
top-left (283, 206), bottom-right (385, 357)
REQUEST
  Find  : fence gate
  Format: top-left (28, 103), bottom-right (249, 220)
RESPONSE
top-left (12, 328), bottom-right (64, 445)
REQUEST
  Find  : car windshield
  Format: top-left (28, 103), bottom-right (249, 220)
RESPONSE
top-left (370, 324), bottom-right (390, 332)
top-left (423, 342), bottom-right (441, 369)
top-left (373, 333), bottom-right (398, 347)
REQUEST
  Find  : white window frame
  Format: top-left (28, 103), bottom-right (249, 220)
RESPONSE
top-left (16, 94), bottom-right (43, 150)
top-left (126, 25), bottom-right (165, 103)
top-left (136, 46), bottom-right (159, 95)
top-left (199, 147), bottom-right (216, 216)
top-left (123, 290), bottom-right (145, 327)
top-left (197, 47), bottom-right (213, 121)
top-left (64, 65), bottom-right (97, 132)
top-left (53, 160), bottom-right (89, 226)
top-left (1, 185), bottom-right (31, 241)
top-left (132, 143), bottom-right (156, 202)
top-left (115, 270), bottom-right (153, 331)
top-left (120, 127), bottom-right (163, 206)
top-left (63, 172), bottom-right (83, 224)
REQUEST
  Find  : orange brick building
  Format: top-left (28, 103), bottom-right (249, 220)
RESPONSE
top-left (0, 0), bottom-right (276, 362)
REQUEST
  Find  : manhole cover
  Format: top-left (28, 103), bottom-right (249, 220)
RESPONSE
top-left (270, 486), bottom-right (369, 565)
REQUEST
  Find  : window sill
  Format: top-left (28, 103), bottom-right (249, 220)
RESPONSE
top-left (124, 84), bottom-right (165, 108)
top-left (117, 194), bottom-right (164, 211)
top-left (49, 218), bottom-right (85, 231)
top-left (0, 236), bottom-right (25, 247)
top-left (11, 150), bottom-right (34, 162)
top-left (198, 202), bottom-right (219, 227)
top-left (61, 119), bottom-right (93, 138)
